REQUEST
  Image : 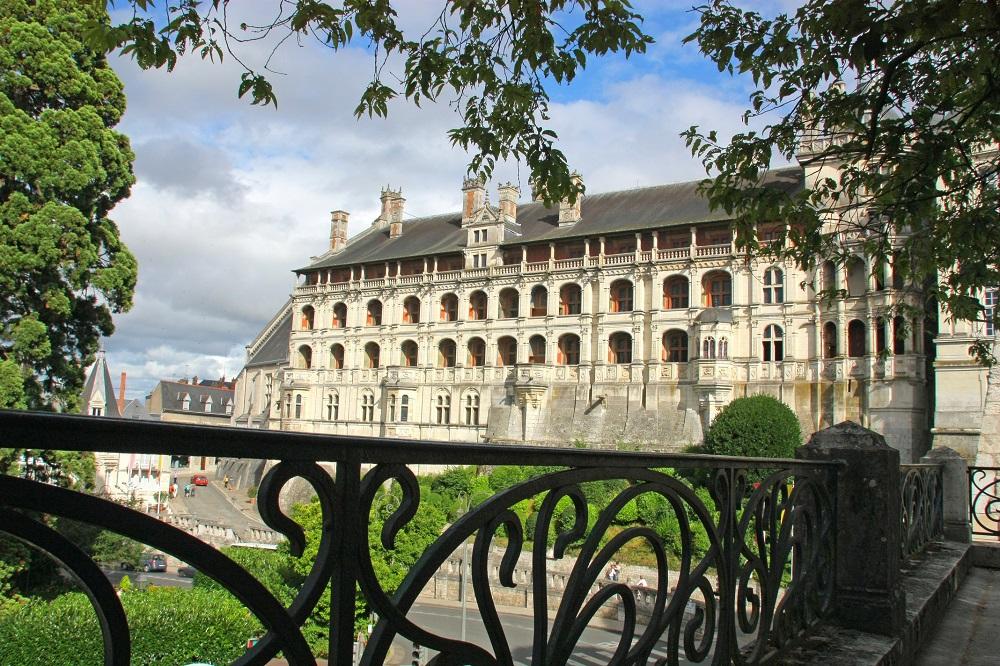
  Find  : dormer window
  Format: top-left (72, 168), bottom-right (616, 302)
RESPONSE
top-left (224, 398), bottom-right (233, 415)
top-left (180, 393), bottom-right (191, 411)
top-left (202, 395), bottom-right (213, 413)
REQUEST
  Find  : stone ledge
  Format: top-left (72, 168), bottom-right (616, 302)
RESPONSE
top-left (787, 541), bottom-right (970, 665)
top-left (970, 541), bottom-right (1000, 569)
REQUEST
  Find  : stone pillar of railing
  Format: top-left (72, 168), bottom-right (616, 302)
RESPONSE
top-left (920, 446), bottom-right (971, 543)
top-left (796, 420), bottom-right (906, 636)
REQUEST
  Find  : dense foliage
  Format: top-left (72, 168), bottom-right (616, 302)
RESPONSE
top-left (701, 395), bottom-right (802, 462)
top-left (0, 0), bottom-right (136, 409)
top-left (0, 586), bottom-right (259, 665)
top-left (684, 0), bottom-right (1000, 359)
top-left (90, 1), bottom-right (653, 205)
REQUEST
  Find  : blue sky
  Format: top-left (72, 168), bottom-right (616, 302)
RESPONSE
top-left (99, 0), bottom-right (796, 399)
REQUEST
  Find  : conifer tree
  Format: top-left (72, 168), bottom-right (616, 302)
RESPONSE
top-left (0, 0), bottom-right (137, 409)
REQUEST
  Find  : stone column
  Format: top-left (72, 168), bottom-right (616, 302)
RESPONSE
top-left (796, 421), bottom-right (906, 636)
top-left (920, 446), bottom-right (971, 543)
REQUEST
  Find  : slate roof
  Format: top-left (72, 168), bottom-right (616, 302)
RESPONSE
top-left (122, 399), bottom-right (157, 421)
top-left (79, 352), bottom-right (121, 418)
top-left (300, 167), bottom-right (803, 272)
top-left (246, 305), bottom-right (292, 368)
top-left (158, 379), bottom-right (234, 417)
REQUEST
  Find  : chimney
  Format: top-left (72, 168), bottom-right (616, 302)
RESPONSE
top-left (389, 191), bottom-right (405, 238)
top-left (462, 177), bottom-right (486, 224)
top-left (498, 182), bottom-right (519, 223)
top-left (192, 374), bottom-right (199, 385)
top-left (118, 371), bottom-right (126, 413)
top-left (330, 210), bottom-right (349, 252)
top-left (374, 187), bottom-right (401, 229)
top-left (558, 172), bottom-right (584, 226)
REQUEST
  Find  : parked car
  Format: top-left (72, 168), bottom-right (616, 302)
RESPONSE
top-left (140, 553), bottom-right (167, 573)
top-left (177, 566), bottom-right (197, 578)
top-left (191, 474), bottom-right (209, 486)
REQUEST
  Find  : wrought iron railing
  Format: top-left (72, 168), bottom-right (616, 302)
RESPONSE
top-left (0, 410), bottom-right (838, 665)
top-left (969, 466), bottom-right (1000, 538)
top-left (899, 464), bottom-right (944, 559)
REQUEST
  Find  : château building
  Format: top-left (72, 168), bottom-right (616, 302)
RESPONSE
top-left (231, 160), bottom-right (955, 462)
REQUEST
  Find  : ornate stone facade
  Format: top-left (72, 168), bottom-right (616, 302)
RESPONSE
top-left (233, 167), bottom-right (941, 461)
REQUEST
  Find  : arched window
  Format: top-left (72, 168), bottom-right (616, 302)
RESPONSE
top-left (497, 336), bottom-right (517, 366)
top-left (718, 337), bottom-right (729, 359)
top-left (763, 267), bottom-right (784, 304)
top-left (608, 332), bottom-right (632, 364)
top-left (848, 319), bottom-right (866, 357)
top-left (297, 345), bottom-right (313, 369)
top-left (366, 300), bottom-right (383, 326)
top-left (530, 285), bottom-right (548, 317)
top-left (822, 261), bottom-right (837, 292)
top-left (438, 339), bottom-right (456, 367)
top-left (401, 340), bottom-right (418, 367)
top-left (609, 280), bottom-right (633, 313)
top-left (823, 322), bottom-right (838, 358)
top-left (364, 342), bottom-right (380, 369)
top-left (893, 316), bottom-right (906, 354)
top-left (703, 271), bottom-right (732, 307)
top-left (663, 276), bottom-right (689, 309)
top-left (332, 302), bottom-right (347, 328)
top-left (874, 262), bottom-right (887, 291)
top-left (702, 336), bottom-right (716, 359)
top-left (465, 392), bottom-right (481, 425)
top-left (300, 305), bottom-right (315, 330)
top-left (436, 393), bottom-right (451, 424)
top-left (330, 344), bottom-right (345, 369)
top-left (469, 291), bottom-right (488, 320)
top-left (846, 257), bottom-right (866, 297)
top-left (294, 394), bottom-right (303, 419)
top-left (325, 393), bottom-right (339, 420)
top-left (402, 296), bottom-right (420, 324)
top-left (663, 330), bottom-right (688, 362)
top-left (499, 288), bottom-right (519, 318)
top-left (557, 334), bottom-right (580, 365)
top-left (400, 395), bottom-right (409, 422)
top-left (762, 325), bottom-right (784, 362)
top-left (360, 393), bottom-right (374, 422)
top-left (559, 283), bottom-right (582, 315)
top-left (467, 337), bottom-right (486, 366)
top-left (440, 293), bottom-right (458, 321)
top-left (875, 317), bottom-right (887, 354)
top-left (528, 335), bottom-right (546, 364)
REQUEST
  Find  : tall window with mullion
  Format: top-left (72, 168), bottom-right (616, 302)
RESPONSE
top-left (762, 324), bottom-right (784, 362)
top-left (763, 267), bottom-right (784, 304)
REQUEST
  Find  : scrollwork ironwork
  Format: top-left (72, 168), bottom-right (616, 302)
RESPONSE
top-left (900, 464), bottom-right (944, 560)
top-left (0, 410), bottom-right (839, 665)
top-left (970, 466), bottom-right (1000, 538)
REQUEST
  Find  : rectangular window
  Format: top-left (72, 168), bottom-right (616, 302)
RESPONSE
top-left (986, 289), bottom-right (997, 336)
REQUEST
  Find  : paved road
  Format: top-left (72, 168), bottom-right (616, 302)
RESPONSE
top-left (102, 568), bottom-right (193, 589)
top-left (172, 476), bottom-right (265, 532)
top-left (381, 602), bottom-right (696, 665)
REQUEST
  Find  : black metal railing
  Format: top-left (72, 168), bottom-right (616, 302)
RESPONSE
top-left (969, 466), bottom-right (1000, 538)
top-left (899, 463), bottom-right (944, 560)
top-left (0, 410), bottom-right (838, 665)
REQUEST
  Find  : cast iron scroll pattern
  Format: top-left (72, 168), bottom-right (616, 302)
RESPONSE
top-left (969, 466), bottom-right (1000, 537)
top-left (358, 464), bottom-right (835, 665)
top-left (0, 462), bottom-right (337, 666)
top-left (899, 464), bottom-right (944, 559)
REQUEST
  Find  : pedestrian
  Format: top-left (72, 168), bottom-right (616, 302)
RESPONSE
top-left (168, 483), bottom-right (175, 499)
top-left (223, 475), bottom-right (230, 490)
top-left (183, 483), bottom-right (191, 498)
top-left (637, 576), bottom-right (648, 588)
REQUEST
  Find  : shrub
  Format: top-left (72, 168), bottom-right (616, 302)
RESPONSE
top-left (702, 394), bottom-right (802, 462)
top-left (0, 587), bottom-right (260, 665)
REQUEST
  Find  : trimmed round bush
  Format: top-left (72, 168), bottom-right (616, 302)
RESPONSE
top-left (703, 394), bottom-right (802, 460)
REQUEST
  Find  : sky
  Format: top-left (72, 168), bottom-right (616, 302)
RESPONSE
top-left (100, 0), bottom-right (798, 400)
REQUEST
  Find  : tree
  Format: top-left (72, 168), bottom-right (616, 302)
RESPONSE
top-left (89, 1), bottom-right (653, 205)
top-left (702, 395), bottom-right (802, 464)
top-left (683, 0), bottom-right (1000, 359)
top-left (1, 0), bottom-right (137, 409)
